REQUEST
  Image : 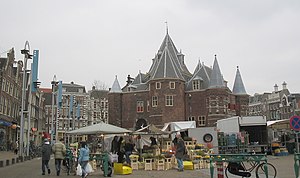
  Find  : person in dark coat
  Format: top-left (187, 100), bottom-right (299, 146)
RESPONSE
top-left (175, 132), bottom-right (185, 172)
top-left (117, 137), bottom-right (125, 163)
top-left (124, 138), bottom-right (135, 164)
top-left (150, 137), bottom-right (157, 147)
top-left (41, 138), bottom-right (52, 175)
top-left (111, 136), bottom-right (119, 154)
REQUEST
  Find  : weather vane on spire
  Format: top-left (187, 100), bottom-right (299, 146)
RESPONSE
top-left (165, 21), bottom-right (168, 34)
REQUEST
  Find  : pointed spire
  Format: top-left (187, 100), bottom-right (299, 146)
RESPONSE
top-left (110, 75), bottom-right (122, 93)
top-left (165, 21), bottom-right (168, 35)
top-left (209, 55), bottom-right (224, 88)
top-left (232, 66), bottom-right (247, 95)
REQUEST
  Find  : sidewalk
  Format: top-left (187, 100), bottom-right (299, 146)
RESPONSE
top-left (0, 151), bottom-right (22, 167)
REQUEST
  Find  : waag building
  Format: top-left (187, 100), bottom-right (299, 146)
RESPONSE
top-left (108, 31), bottom-right (249, 130)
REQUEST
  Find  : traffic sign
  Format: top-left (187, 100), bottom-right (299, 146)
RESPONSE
top-left (290, 116), bottom-right (300, 131)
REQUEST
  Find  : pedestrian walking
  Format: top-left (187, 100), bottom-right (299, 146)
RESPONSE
top-left (52, 138), bottom-right (66, 176)
top-left (41, 138), bottom-right (51, 175)
top-left (175, 132), bottom-right (185, 172)
top-left (78, 141), bottom-right (90, 178)
top-left (13, 140), bottom-right (18, 155)
top-left (124, 138), bottom-right (135, 164)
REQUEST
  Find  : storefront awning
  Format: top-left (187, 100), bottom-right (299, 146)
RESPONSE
top-left (0, 119), bottom-right (12, 127)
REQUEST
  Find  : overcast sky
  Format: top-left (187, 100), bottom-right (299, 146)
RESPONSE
top-left (1, 0), bottom-right (299, 95)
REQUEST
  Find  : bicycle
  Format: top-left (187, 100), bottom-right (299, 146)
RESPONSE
top-left (225, 156), bottom-right (277, 178)
top-left (61, 158), bottom-right (74, 175)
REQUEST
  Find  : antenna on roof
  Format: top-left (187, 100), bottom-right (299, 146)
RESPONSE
top-left (165, 21), bottom-right (168, 34)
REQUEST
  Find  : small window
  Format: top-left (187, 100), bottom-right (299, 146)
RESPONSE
top-left (165, 95), bottom-right (173, 106)
top-left (137, 101), bottom-right (144, 113)
top-left (156, 82), bottom-right (161, 89)
top-left (152, 96), bottom-right (158, 107)
top-left (192, 80), bottom-right (200, 90)
top-left (198, 116), bottom-right (206, 126)
top-left (188, 116), bottom-right (195, 121)
top-left (170, 82), bottom-right (175, 89)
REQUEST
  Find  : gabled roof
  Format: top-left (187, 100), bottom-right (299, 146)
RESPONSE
top-left (62, 82), bottom-right (86, 93)
top-left (186, 60), bottom-right (211, 90)
top-left (148, 33), bottom-right (189, 81)
top-left (131, 71), bottom-right (147, 85)
top-left (209, 55), bottom-right (225, 88)
top-left (109, 76), bottom-right (122, 93)
top-left (232, 66), bottom-right (247, 95)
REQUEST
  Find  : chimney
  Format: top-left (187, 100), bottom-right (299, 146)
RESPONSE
top-left (282, 81), bottom-right (287, 90)
top-left (274, 84), bottom-right (278, 92)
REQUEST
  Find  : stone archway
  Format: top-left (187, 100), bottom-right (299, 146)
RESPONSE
top-left (135, 118), bottom-right (147, 131)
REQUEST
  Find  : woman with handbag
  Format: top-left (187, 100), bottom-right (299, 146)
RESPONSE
top-left (78, 141), bottom-right (90, 178)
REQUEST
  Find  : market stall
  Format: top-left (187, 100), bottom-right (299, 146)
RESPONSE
top-left (66, 122), bottom-right (132, 176)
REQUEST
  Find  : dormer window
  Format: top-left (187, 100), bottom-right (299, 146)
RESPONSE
top-left (192, 80), bottom-right (200, 90)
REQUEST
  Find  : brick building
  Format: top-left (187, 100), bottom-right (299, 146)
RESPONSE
top-left (108, 32), bottom-right (249, 130)
top-left (0, 48), bottom-right (22, 150)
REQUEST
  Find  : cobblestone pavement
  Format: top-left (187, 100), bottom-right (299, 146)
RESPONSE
top-left (0, 151), bottom-right (296, 178)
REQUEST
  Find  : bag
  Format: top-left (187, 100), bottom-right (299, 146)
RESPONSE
top-left (109, 153), bottom-right (118, 163)
top-left (76, 164), bottom-right (82, 176)
top-left (86, 162), bottom-right (94, 173)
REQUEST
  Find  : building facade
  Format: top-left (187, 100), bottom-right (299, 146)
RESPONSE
top-left (248, 82), bottom-right (300, 121)
top-left (55, 82), bottom-right (88, 140)
top-left (88, 86), bottom-right (109, 124)
top-left (108, 32), bottom-right (249, 130)
top-left (0, 48), bottom-right (22, 150)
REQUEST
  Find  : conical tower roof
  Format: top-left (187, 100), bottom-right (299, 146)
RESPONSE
top-left (109, 76), bottom-right (122, 93)
top-left (232, 66), bottom-right (247, 95)
top-left (148, 33), bottom-right (190, 81)
top-left (209, 55), bottom-right (225, 88)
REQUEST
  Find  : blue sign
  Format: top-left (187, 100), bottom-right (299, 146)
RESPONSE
top-left (290, 116), bottom-right (300, 131)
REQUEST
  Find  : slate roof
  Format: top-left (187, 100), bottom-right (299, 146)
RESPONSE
top-left (186, 60), bottom-right (211, 90)
top-left (148, 33), bottom-right (191, 81)
top-left (109, 76), bottom-right (122, 93)
top-left (232, 66), bottom-right (247, 95)
top-left (208, 55), bottom-right (225, 88)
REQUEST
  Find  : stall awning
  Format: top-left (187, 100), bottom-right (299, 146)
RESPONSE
top-left (0, 119), bottom-right (12, 127)
top-left (267, 119), bottom-right (290, 129)
top-left (66, 122), bottom-right (132, 135)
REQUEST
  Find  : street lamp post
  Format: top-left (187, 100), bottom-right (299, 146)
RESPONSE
top-left (51, 75), bottom-right (57, 144)
top-left (20, 41), bottom-right (32, 157)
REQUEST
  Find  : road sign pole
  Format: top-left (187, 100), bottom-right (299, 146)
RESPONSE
top-left (296, 131), bottom-right (300, 153)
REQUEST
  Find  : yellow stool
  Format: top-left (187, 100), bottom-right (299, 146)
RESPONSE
top-left (144, 159), bottom-right (153, 171)
top-left (192, 160), bottom-right (200, 170)
top-left (164, 158), bottom-right (172, 170)
top-left (156, 159), bottom-right (165, 171)
top-left (91, 160), bottom-right (97, 170)
top-left (130, 158), bottom-right (139, 170)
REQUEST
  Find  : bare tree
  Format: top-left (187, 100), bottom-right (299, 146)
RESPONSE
top-left (92, 80), bottom-right (108, 90)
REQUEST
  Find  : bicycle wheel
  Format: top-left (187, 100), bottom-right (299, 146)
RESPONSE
top-left (225, 166), bottom-right (230, 178)
top-left (255, 163), bottom-right (277, 178)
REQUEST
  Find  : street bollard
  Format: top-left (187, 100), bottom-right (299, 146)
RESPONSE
top-left (216, 161), bottom-right (224, 178)
top-left (294, 152), bottom-right (300, 178)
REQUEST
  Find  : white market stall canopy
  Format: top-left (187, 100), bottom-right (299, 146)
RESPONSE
top-left (66, 122), bottom-right (132, 135)
top-left (133, 124), bottom-right (170, 135)
top-left (267, 119), bottom-right (290, 129)
top-left (162, 121), bottom-right (196, 133)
